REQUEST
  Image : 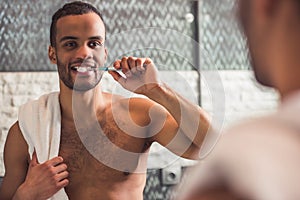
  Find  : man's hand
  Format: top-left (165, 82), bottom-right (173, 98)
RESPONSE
top-left (16, 151), bottom-right (69, 200)
top-left (109, 57), bottom-right (161, 95)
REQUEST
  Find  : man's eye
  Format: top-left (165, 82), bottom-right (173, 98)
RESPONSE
top-left (89, 41), bottom-right (103, 48)
top-left (64, 42), bottom-right (77, 48)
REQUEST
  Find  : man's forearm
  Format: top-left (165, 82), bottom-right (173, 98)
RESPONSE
top-left (13, 184), bottom-right (35, 200)
top-left (144, 83), bottom-right (211, 147)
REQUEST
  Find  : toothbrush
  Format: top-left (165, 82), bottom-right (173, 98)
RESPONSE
top-left (76, 66), bottom-right (121, 73)
top-left (97, 67), bottom-right (121, 71)
top-left (76, 60), bottom-right (150, 73)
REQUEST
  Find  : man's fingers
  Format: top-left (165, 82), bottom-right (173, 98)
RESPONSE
top-left (47, 156), bottom-right (64, 167)
top-left (52, 163), bottom-right (68, 174)
top-left (108, 70), bottom-right (129, 88)
top-left (144, 58), bottom-right (152, 66)
top-left (128, 57), bottom-right (136, 69)
top-left (56, 178), bottom-right (69, 189)
top-left (108, 70), bottom-right (122, 82)
top-left (121, 57), bottom-right (131, 76)
top-left (30, 149), bottom-right (39, 166)
top-left (136, 58), bottom-right (145, 72)
top-left (128, 57), bottom-right (138, 74)
top-left (113, 60), bottom-right (122, 70)
top-left (56, 171), bottom-right (69, 181)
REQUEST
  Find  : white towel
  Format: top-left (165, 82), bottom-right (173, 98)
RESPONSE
top-left (18, 92), bottom-right (69, 200)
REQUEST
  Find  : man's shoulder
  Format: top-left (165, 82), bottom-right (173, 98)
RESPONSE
top-left (190, 116), bottom-right (300, 200)
top-left (217, 114), bottom-right (300, 154)
top-left (224, 115), bottom-right (284, 136)
top-left (111, 95), bottom-right (155, 110)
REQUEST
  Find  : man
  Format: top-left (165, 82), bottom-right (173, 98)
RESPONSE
top-left (177, 0), bottom-right (300, 199)
top-left (0, 1), bottom-right (210, 200)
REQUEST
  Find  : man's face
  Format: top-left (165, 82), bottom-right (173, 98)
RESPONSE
top-left (51, 12), bottom-right (107, 91)
top-left (238, 0), bottom-right (272, 87)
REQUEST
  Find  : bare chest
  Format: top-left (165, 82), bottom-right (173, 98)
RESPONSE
top-left (58, 118), bottom-right (150, 186)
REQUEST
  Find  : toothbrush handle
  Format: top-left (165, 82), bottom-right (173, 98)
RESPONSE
top-left (106, 67), bottom-right (119, 71)
top-left (100, 67), bottom-right (121, 72)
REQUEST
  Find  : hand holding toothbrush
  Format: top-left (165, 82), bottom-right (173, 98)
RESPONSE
top-left (108, 57), bottom-right (162, 95)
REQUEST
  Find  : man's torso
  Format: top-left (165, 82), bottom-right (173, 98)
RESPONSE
top-left (59, 96), bottom-right (153, 200)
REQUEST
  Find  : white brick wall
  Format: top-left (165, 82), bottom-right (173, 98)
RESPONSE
top-left (201, 70), bottom-right (279, 126)
top-left (0, 70), bottom-right (279, 175)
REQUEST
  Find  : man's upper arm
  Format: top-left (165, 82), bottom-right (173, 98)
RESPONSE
top-left (149, 106), bottom-right (200, 160)
top-left (0, 121), bottom-right (29, 200)
top-left (128, 97), bottom-right (199, 159)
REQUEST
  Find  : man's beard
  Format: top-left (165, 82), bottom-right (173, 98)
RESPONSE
top-left (57, 58), bottom-right (103, 92)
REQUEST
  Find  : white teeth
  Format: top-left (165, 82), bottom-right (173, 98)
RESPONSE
top-left (77, 67), bottom-right (88, 73)
top-left (72, 66), bottom-right (93, 73)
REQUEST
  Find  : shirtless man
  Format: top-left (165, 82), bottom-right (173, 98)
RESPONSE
top-left (177, 0), bottom-right (300, 199)
top-left (0, 1), bottom-right (210, 200)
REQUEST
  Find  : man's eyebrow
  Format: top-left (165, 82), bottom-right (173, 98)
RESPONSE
top-left (89, 36), bottom-right (104, 41)
top-left (59, 36), bottom-right (104, 43)
top-left (59, 36), bottom-right (78, 43)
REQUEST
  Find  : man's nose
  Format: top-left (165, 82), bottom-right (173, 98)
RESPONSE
top-left (75, 45), bottom-right (92, 59)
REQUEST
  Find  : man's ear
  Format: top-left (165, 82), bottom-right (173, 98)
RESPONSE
top-left (48, 45), bottom-right (57, 64)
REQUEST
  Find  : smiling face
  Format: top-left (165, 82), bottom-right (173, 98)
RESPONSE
top-left (49, 12), bottom-right (108, 91)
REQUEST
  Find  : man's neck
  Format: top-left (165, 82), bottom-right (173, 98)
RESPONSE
top-left (59, 83), bottom-right (106, 124)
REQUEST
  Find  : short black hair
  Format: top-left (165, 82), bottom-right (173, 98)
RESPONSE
top-left (50, 1), bottom-right (105, 47)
